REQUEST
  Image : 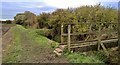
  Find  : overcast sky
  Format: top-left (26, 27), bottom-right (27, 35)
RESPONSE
top-left (0, 0), bottom-right (119, 20)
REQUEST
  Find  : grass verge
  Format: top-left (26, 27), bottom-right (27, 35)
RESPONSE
top-left (64, 51), bottom-right (106, 63)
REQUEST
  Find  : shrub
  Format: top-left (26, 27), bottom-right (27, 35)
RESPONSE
top-left (53, 34), bottom-right (61, 43)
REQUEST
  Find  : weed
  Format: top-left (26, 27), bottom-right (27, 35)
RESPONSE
top-left (64, 52), bottom-right (105, 63)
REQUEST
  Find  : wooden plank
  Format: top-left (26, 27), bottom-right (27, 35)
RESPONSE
top-left (61, 31), bottom-right (98, 36)
top-left (64, 39), bottom-right (98, 44)
top-left (70, 39), bottom-right (118, 49)
top-left (68, 39), bottom-right (118, 46)
top-left (63, 37), bottom-right (118, 44)
top-left (68, 24), bottom-right (71, 51)
top-left (70, 43), bottom-right (96, 48)
top-left (70, 42), bottom-right (98, 46)
top-left (100, 42), bottom-right (109, 56)
top-left (61, 31), bottom-right (117, 36)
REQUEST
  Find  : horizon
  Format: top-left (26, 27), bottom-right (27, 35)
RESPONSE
top-left (0, 1), bottom-right (119, 21)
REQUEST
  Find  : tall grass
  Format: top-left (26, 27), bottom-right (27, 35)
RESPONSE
top-left (64, 52), bottom-right (105, 63)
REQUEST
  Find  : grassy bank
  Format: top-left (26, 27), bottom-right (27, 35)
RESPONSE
top-left (27, 29), bottom-right (59, 48)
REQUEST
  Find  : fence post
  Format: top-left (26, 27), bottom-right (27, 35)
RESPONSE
top-left (61, 24), bottom-right (63, 44)
top-left (98, 24), bottom-right (101, 50)
top-left (68, 24), bottom-right (71, 52)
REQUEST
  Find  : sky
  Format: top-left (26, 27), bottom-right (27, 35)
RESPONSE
top-left (0, 0), bottom-right (119, 20)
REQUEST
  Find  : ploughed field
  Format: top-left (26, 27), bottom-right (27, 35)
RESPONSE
top-left (2, 24), bottom-right (15, 35)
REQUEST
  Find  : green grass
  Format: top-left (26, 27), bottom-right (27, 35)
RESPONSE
top-left (3, 25), bottom-right (59, 63)
top-left (27, 28), bottom-right (59, 48)
top-left (64, 52), bottom-right (105, 63)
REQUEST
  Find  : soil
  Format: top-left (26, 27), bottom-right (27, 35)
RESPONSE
top-left (2, 28), bottom-right (13, 51)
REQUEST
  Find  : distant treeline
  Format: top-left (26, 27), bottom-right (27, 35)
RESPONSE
top-left (0, 20), bottom-right (13, 24)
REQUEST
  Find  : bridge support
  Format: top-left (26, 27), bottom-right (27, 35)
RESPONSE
top-left (68, 24), bottom-right (71, 52)
top-left (61, 24), bottom-right (63, 44)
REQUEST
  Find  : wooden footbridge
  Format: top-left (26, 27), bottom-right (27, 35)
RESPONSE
top-left (54, 22), bottom-right (119, 56)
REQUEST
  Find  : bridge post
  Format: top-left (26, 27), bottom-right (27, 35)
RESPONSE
top-left (68, 24), bottom-right (71, 52)
top-left (98, 24), bottom-right (101, 50)
top-left (61, 24), bottom-right (63, 44)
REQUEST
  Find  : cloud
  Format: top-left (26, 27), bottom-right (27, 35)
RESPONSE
top-left (21, 5), bottom-right (44, 8)
top-left (42, 0), bottom-right (120, 9)
top-left (17, 2), bottom-right (46, 8)
top-left (1, 0), bottom-right (43, 2)
top-left (1, 0), bottom-right (119, 9)
top-left (95, 0), bottom-right (119, 2)
top-left (1, 0), bottom-right (119, 2)
top-left (43, 0), bottom-right (97, 9)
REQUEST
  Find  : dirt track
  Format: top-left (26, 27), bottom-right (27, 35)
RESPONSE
top-left (2, 28), bottom-right (68, 63)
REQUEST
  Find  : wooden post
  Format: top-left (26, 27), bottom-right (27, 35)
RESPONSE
top-left (68, 24), bottom-right (71, 51)
top-left (61, 24), bottom-right (63, 44)
top-left (98, 24), bottom-right (101, 50)
top-left (100, 42), bottom-right (109, 56)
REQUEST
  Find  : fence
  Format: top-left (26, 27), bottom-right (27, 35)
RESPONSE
top-left (61, 22), bottom-right (118, 56)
